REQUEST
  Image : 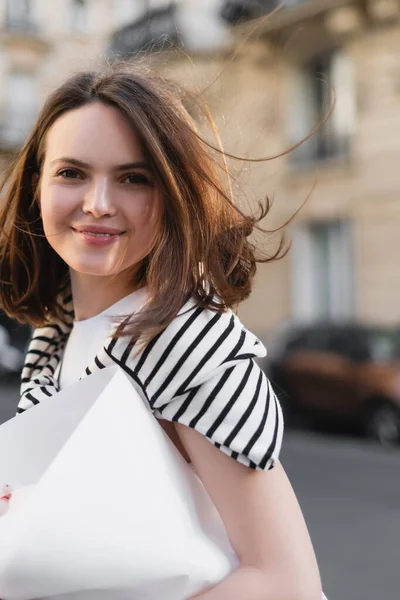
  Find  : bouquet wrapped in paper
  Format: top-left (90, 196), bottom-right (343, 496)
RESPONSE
top-left (0, 366), bottom-right (239, 600)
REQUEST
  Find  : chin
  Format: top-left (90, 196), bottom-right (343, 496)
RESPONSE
top-left (69, 261), bottom-right (120, 278)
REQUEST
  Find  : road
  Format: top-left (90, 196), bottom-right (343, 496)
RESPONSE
top-left (281, 430), bottom-right (400, 600)
top-left (1, 379), bottom-right (400, 599)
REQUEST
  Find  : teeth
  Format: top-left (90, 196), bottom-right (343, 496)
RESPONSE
top-left (83, 232), bottom-right (112, 237)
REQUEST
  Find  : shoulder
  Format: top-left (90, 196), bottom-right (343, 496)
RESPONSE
top-left (131, 299), bottom-right (266, 397)
top-left (154, 301), bottom-right (282, 471)
top-left (165, 298), bottom-right (266, 363)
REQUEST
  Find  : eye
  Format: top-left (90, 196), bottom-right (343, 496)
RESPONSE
top-left (57, 168), bottom-right (82, 180)
top-left (122, 173), bottom-right (151, 186)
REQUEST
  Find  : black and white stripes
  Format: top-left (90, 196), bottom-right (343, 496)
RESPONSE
top-left (19, 297), bottom-right (284, 471)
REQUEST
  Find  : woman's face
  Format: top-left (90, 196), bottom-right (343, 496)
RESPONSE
top-left (38, 102), bottom-right (162, 284)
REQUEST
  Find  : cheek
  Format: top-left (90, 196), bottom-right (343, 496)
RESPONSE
top-left (39, 187), bottom-right (76, 230)
top-left (40, 198), bottom-right (60, 235)
top-left (129, 195), bottom-right (162, 230)
top-left (127, 197), bottom-right (163, 257)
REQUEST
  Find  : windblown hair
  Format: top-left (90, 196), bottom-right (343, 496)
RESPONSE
top-left (0, 60), bottom-right (291, 342)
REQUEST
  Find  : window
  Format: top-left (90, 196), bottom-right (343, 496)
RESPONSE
top-left (0, 72), bottom-right (38, 148)
top-left (290, 220), bottom-right (354, 322)
top-left (287, 49), bottom-right (356, 165)
top-left (6, 0), bottom-right (36, 32)
top-left (70, 0), bottom-right (87, 33)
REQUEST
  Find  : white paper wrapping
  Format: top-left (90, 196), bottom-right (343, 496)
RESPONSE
top-left (0, 367), bottom-right (239, 600)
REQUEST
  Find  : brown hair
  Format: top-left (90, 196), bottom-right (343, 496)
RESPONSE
top-left (0, 60), bottom-right (299, 342)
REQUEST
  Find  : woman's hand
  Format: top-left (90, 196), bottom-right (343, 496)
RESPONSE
top-left (174, 423), bottom-right (323, 600)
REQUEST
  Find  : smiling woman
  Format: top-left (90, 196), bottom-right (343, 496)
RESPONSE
top-left (0, 61), bottom-right (325, 600)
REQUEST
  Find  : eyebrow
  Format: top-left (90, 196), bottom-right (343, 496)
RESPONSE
top-left (49, 157), bottom-right (151, 172)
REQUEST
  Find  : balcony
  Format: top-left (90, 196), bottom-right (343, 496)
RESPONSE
top-left (109, 4), bottom-right (181, 58)
top-left (109, 0), bottom-right (357, 60)
top-left (220, 0), bottom-right (372, 39)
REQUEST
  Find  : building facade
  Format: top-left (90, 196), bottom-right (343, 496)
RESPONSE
top-left (236, 0), bottom-right (400, 339)
top-left (0, 0), bottom-right (138, 166)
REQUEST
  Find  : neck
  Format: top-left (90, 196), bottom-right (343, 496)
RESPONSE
top-left (70, 271), bottom-right (138, 321)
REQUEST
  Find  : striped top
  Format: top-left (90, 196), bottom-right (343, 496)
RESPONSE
top-left (18, 295), bottom-right (284, 471)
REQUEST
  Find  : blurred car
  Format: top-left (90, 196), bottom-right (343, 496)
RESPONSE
top-left (267, 323), bottom-right (400, 446)
top-left (0, 313), bottom-right (31, 378)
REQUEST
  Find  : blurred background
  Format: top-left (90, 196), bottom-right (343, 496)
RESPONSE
top-left (0, 1), bottom-right (400, 598)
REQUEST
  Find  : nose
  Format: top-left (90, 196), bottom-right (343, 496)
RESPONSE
top-left (82, 177), bottom-right (116, 218)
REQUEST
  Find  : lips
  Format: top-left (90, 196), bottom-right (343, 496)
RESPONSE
top-left (71, 225), bottom-right (125, 247)
top-left (72, 225), bottom-right (124, 236)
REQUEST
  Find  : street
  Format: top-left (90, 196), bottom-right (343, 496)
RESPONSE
top-left (281, 430), bottom-right (400, 600)
top-left (1, 380), bottom-right (399, 600)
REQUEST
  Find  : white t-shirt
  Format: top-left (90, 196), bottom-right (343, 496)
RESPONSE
top-left (59, 288), bottom-right (148, 390)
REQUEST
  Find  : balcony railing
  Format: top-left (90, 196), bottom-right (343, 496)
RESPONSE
top-left (220, 0), bottom-right (307, 24)
top-left (109, 4), bottom-right (181, 57)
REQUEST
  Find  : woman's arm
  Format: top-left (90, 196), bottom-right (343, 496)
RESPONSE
top-left (174, 423), bottom-right (323, 600)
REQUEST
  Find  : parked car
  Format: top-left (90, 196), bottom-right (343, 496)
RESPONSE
top-left (267, 323), bottom-right (400, 446)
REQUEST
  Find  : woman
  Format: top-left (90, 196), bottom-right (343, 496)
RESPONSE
top-left (0, 62), bottom-right (324, 600)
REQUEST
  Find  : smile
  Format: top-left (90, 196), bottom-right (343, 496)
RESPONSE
top-left (72, 227), bottom-right (124, 246)
top-left (80, 232), bottom-right (115, 237)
